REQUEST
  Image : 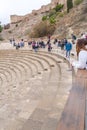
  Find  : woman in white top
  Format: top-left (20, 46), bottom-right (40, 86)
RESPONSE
top-left (72, 38), bottom-right (87, 69)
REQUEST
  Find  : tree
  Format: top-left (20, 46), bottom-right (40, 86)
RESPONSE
top-left (67, 0), bottom-right (73, 13)
top-left (0, 22), bottom-right (3, 33)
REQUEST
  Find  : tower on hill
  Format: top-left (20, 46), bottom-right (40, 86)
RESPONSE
top-left (51, 0), bottom-right (67, 5)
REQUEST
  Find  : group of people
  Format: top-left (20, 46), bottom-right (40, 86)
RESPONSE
top-left (47, 33), bottom-right (87, 70)
top-left (9, 38), bottom-right (25, 49)
top-left (30, 40), bottom-right (46, 51)
top-left (53, 34), bottom-right (87, 71)
top-left (9, 37), bottom-right (73, 56)
top-left (53, 38), bottom-right (72, 58)
top-left (9, 33), bottom-right (87, 70)
top-left (31, 40), bottom-right (52, 52)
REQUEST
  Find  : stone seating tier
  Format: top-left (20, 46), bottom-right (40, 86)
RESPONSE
top-left (0, 50), bottom-right (72, 130)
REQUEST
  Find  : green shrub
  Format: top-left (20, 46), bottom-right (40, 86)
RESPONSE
top-left (74, 0), bottom-right (83, 5)
top-left (42, 15), bottom-right (48, 21)
top-left (41, 3), bottom-right (65, 25)
top-left (0, 25), bottom-right (3, 33)
top-left (55, 4), bottom-right (64, 12)
top-left (49, 16), bottom-right (56, 24)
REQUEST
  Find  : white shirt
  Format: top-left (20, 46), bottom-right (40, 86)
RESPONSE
top-left (72, 50), bottom-right (87, 69)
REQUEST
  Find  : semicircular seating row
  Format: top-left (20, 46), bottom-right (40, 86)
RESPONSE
top-left (0, 50), bottom-right (72, 130)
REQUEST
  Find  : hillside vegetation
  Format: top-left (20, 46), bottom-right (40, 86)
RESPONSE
top-left (1, 0), bottom-right (87, 41)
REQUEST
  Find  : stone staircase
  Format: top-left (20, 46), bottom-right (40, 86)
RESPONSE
top-left (0, 49), bottom-right (72, 130)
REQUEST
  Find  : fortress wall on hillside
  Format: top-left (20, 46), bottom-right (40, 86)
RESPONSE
top-left (10, 15), bottom-right (24, 24)
top-left (10, 0), bottom-right (68, 24)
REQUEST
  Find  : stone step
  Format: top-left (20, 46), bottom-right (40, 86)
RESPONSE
top-left (0, 49), bottom-right (72, 130)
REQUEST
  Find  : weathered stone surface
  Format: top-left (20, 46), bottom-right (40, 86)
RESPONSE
top-left (30, 108), bottom-right (49, 122)
top-left (41, 118), bottom-right (59, 130)
top-left (21, 119), bottom-right (43, 130)
top-left (0, 46), bottom-right (72, 130)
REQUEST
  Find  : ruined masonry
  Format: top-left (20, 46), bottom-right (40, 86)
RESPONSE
top-left (10, 0), bottom-right (67, 24)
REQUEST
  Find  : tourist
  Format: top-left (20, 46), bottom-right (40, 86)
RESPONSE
top-left (47, 34), bottom-right (51, 41)
top-left (53, 38), bottom-right (58, 44)
top-left (65, 40), bottom-right (72, 58)
top-left (81, 32), bottom-right (87, 39)
top-left (16, 43), bottom-right (20, 50)
top-left (28, 41), bottom-right (32, 46)
top-left (32, 41), bottom-right (35, 50)
top-left (20, 39), bottom-right (24, 47)
top-left (72, 38), bottom-right (87, 70)
top-left (61, 39), bottom-right (65, 51)
top-left (39, 40), bottom-right (45, 48)
top-left (57, 40), bottom-right (61, 47)
top-left (71, 34), bottom-right (76, 44)
top-left (9, 38), bottom-right (12, 44)
top-left (12, 38), bottom-right (16, 46)
top-left (48, 42), bottom-right (52, 52)
top-left (34, 42), bottom-right (39, 52)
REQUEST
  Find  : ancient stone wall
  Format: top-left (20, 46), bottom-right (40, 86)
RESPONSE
top-left (10, 0), bottom-right (67, 24)
top-left (10, 15), bottom-right (24, 24)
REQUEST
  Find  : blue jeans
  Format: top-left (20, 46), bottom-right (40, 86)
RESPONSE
top-left (66, 51), bottom-right (70, 58)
